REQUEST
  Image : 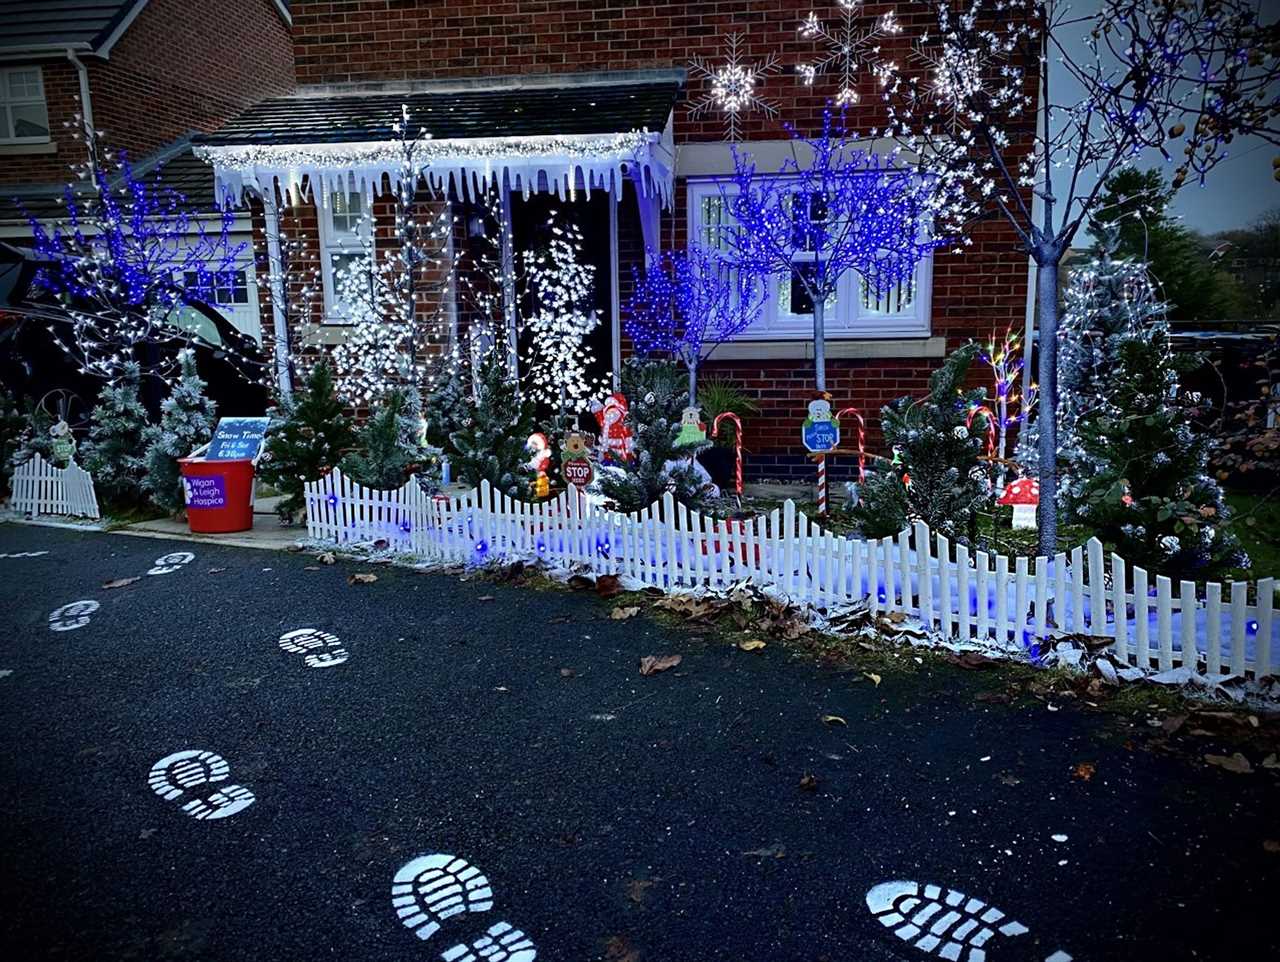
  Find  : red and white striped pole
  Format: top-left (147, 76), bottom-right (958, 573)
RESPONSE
top-left (835, 406), bottom-right (867, 482)
top-left (967, 405), bottom-right (998, 460)
top-left (817, 454), bottom-right (828, 516)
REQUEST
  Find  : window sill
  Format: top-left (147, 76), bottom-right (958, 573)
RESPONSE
top-left (706, 336), bottom-right (945, 361)
top-left (0, 140), bottom-right (55, 156)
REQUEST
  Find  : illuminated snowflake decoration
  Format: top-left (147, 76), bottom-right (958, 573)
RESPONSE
top-left (689, 33), bottom-right (782, 142)
top-left (797, 1), bottom-right (902, 106)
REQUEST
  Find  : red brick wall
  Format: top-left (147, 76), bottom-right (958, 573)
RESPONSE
top-left (1, 0), bottom-right (293, 187)
top-left (0, 61), bottom-right (82, 184)
top-left (284, 0), bottom-right (1036, 475)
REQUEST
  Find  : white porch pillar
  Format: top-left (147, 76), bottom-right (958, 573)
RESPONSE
top-left (609, 194), bottom-right (622, 389)
top-left (499, 177), bottom-right (519, 379)
top-left (260, 188), bottom-right (293, 403)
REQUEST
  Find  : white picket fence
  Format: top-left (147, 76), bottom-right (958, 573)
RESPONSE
top-left (304, 470), bottom-right (1278, 681)
top-left (9, 453), bottom-right (100, 520)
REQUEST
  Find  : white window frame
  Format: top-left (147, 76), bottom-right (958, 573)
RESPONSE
top-left (173, 259), bottom-right (262, 343)
top-left (0, 66), bottom-right (51, 144)
top-left (687, 178), bottom-right (932, 340)
top-left (317, 190), bottom-right (373, 324)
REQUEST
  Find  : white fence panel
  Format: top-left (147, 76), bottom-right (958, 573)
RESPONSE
top-left (299, 476), bottom-right (1279, 683)
top-left (10, 454), bottom-right (100, 520)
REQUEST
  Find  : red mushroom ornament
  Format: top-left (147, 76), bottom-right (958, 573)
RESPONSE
top-left (997, 477), bottom-right (1040, 530)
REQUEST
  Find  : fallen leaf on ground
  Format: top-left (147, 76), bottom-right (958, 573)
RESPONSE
top-left (639, 654), bottom-right (682, 676)
top-left (821, 714), bottom-right (847, 727)
top-left (548, 615), bottom-right (572, 624)
top-left (947, 651), bottom-right (996, 670)
top-left (611, 606), bottom-right (640, 620)
top-left (625, 878), bottom-right (654, 905)
top-left (138, 828), bottom-right (156, 839)
top-left (347, 573), bottom-right (378, 585)
top-left (596, 574), bottom-right (622, 598)
top-left (477, 595), bottom-right (495, 602)
top-left (1262, 754), bottom-right (1279, 770)
top-left (372, 538), bottom-right (389, 550)
top-left (1205, 752), bottom-right (1253, 774)
top-left (798, 772), bottom-right (819, 791)
top-left (207, 567), bottom-right (227, 574)
top-left (975, 691), bottom-right (1012, 704)
top-left (738, 638), bottom-right (766, 652)
top-left (742, 843), bottom-right (786, 859)
top-left (886, 611), bottom-right (907, 623)
top-left (316, 552), bottom-right (336, 565)
top-left (567, 574), bottom-right (594, 591)
top-left (559, 667), bottom-right (576, 678)
top-left (863, 672), bottom-right (882, 686)
top-left (303, 565), bottom-right (322, 571)
top-left (603, 935), bottom-right (640, 962)
top-left (1071, 761), bottom-right (1096, 781)
top-left (102, 577), bottom-right (140, 589)
top-left (1161, 713), bottom-right (1189, 734)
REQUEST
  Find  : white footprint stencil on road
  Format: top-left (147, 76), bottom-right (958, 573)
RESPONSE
top-left (49, 599), bottom-right (100, 632)
top-left (0, 550), bottom-right (49, 558)
top-left (279, 628), bottom-right (349, 668)
top-left (866, 881), bottom-right (1073, 962)
top-left (441, 921), bottom-right (537, 962)
top-left (148, 750), bottom-right (256, 821)
top-left (393, 854), bottom-right (494, 941)
top-left (148, 551), bottom-right (195, 575)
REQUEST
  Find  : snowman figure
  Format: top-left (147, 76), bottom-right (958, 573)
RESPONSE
top-left (803, 396), bottom-right (836, 432)
top-left (674, 405), bottom-right (708, 448)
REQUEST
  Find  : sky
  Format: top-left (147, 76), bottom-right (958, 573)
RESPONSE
top-left (1049, 0), bottom-right (1279, 236)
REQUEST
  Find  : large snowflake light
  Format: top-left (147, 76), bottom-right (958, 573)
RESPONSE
top-left (798, 1), bottom-right (902, 106)
top-left (689, 34), bottom-right (782, 142)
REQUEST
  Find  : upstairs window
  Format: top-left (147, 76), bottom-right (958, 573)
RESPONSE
top-left (1, 67), bottom-right (50, 143)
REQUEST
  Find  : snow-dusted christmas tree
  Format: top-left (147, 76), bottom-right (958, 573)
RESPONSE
top-left (448, 346), bottom-right (536, 498)
top-left (82, 363), bottom-right (150, 506)
top-left (142, 349), bottom-right (217, 514)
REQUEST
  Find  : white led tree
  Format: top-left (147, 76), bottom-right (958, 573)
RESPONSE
top-left (321, 106), bottom-right (455, 410)
top-left (870, 0), bottom-right (1280, 552)
top-left (521, 213), bottom-right (603, 429)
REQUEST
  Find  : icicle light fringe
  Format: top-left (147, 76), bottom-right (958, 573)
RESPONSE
top-left (195, 129), bottom-right (673, 208)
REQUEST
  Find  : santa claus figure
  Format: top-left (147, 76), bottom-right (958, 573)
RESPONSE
top-left (525, 432), bottom-right (552, 498)
top-left (591, 392), bottom-right (634, 464)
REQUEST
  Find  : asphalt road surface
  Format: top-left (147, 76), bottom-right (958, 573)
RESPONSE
top-left (1, 522), bottom-right (1277, 962)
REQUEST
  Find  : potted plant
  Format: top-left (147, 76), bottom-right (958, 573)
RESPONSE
top-left (696, 379), bottom-right (759, 491)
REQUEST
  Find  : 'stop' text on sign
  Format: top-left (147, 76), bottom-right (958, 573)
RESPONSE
top-left (206, 417), bottom-right (271, 461)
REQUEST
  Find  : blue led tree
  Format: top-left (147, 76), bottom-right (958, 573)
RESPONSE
top-left (24, 118), bottom-right (245, 382)
top-left (715, 110), bottom-right (945, 392)
top-left (624, 243), bottom-right (766, 405)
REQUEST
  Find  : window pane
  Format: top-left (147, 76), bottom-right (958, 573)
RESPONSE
top-left (10, 102), bottom-right (48, 139)
top-left (781, 265), bottom-right (837, 318)
top-left (330, 252), bottom-right (371, 320)
top-left (860, 263), bottom-right (916, 316)
top-left (7, 69), bottom-right (41, 99)
top-left (330, 192), bottom-right (364, 238)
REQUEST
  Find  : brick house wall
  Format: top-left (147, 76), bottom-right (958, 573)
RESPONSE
top-left (0, 0), bottom-right (294, 187)
top-left (277, 0), bottom-right (1036, 480)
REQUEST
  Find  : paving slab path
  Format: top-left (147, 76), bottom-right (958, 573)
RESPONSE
top-left (0, 522), bottom-right (1277, 962)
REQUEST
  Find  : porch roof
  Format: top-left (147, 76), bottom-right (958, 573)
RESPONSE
top-left (193, 70), bottom-right (683, 208)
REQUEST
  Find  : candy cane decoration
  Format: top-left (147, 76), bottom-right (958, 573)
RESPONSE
top-left (835, 406), bottom-right (867, 482)
top-left (967, 405), bottom-right (998, 460)
top-left (817, 454), bottom-right (828, 516)
top-left (711, 411), bottom-right (744, 497)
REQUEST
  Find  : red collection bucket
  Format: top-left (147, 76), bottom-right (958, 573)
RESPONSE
top-left (178, 457), bottom-right (256, 533)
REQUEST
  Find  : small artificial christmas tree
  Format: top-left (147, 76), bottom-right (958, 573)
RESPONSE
top-left (448, 347), bottom-right (537, 497)
top-left (81, 363), bottom-right (149, 507)
top-left (0, 388), bottom-right (26, 494)
top-left (423, 353), bottom-right (471, 452)
top-left (340, 389), bottom-right (420, 491)
top-left (141, 350), bottom-right (216, 514)
top-left (597, 358), bottom-right (713, 514)
top-left (9, 401), bottom-right (55, 470)
top-left (849, 345), bottom-right (988, 540)
top-left (1068, 315), bottom-right (1245, 577)
top-left (258, 361), bottom-right (356, 522)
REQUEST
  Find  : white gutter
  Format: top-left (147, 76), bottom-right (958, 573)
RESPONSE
top-left (65, 48), bottom-right (95, 139)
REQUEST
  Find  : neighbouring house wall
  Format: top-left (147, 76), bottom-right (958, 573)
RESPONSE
top-left (0, 0), bottom-right (293, 188)
top-left (284, 0), bottom-right (1037, 479)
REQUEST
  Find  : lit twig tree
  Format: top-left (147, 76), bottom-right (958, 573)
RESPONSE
top-left (24, 115), bottom-right (246, 383)
top-left (873, 0), bottom-right (1280, 552)
top-left (624, 243), bottom-right (767, 405)
top-left (715, 110), bottom-right (945, 392)
top-left (323, 105), bottom-right (455, 408)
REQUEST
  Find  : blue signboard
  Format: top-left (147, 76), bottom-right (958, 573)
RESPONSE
top-left (183, 474), bottom-right (227, 509)
top-left (206, 417), bottom-right (270, 461)
top-left (802, 420), bottom-right (840, 453)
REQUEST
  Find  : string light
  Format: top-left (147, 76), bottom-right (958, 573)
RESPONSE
top-left (688, 33), bottom-right (782, 142)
